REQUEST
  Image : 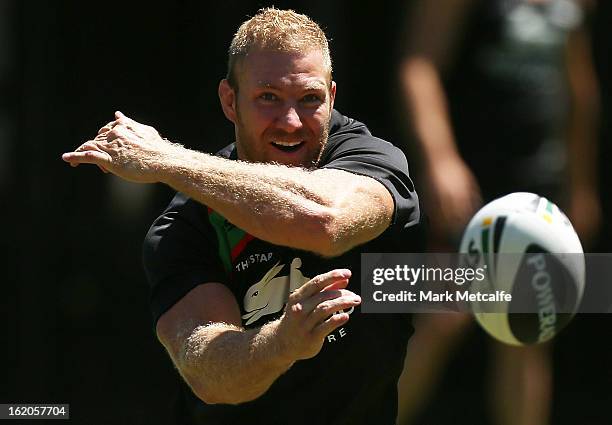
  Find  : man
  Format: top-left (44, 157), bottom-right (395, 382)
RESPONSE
top-left (63, 8), bottom-right (421, 424)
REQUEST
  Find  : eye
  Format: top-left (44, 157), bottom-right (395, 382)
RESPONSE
top-left (301, 94), bottom-right (323, 104)
top-left (252, 291), bottom-right (259, 297)
top-left (258, 92), bottom-right (278, 102)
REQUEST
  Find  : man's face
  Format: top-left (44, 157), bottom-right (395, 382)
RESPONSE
top-left (219, 49), bottom-right (336, 167)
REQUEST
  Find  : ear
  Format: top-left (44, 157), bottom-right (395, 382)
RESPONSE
top-left (218, 79), bottom-right (237, 124)
top-left (329, 80), bottom-right (337, 111)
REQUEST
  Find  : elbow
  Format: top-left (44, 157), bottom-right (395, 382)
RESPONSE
top-left (178, 366), bottom-right (227, 405)
top-left (317, 233), bottom-right (349, 258)
top-left (189, 381), bottom-right (243, 405)
top-left (195, 392), bottom-right (242, 406)
top-left (302, 207), bottom-right (349, 258)
top-left (193, 387), bottom-right (261, 406)
top-left (299, 195), bottom-right (392, 257)
top-left (187, 374), bottom-right (263, 405)
top-left (193, 388), bottom-right (224, 405)
top-left (181, 372), bottom-right (217, 404)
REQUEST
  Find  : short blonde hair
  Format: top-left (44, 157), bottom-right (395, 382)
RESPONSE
top-left (227, 8), bottom-right (332, 89)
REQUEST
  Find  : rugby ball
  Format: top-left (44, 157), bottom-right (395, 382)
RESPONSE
top-left (459, 192), bottom-right (585, 345)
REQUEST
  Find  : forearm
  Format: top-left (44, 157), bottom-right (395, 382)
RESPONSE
top-left (64, 113), bottom-right (392, 254)
top-left (401, 0), bottom-right (474, 166)
top-left (401, 57), bottom-right (460, 165)
top-left (565, 28), bottom-right (600, 192)
top-left (568, 97), bottom-right (599, 191)
top-left (160, 147), bottom-right (330, 235)
top-left (176, 320), bottom-right (294, 405)
top-left (158, 147), bottom-right (389, 255)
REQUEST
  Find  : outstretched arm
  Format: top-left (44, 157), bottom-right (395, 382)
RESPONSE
top-left (62, 112), bottom-right (393, 257)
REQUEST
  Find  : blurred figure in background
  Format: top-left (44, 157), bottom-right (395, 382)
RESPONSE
top-left (397, 0), bottom-right (600, 424)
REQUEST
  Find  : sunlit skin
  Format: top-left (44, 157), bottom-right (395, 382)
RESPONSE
top-left (218, 49), bottom-right (336, 168)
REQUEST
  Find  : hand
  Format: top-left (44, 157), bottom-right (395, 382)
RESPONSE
top-left (275, 269), bottom-right (361, 361)
top-left (62, 111), bottom-right (180, 183)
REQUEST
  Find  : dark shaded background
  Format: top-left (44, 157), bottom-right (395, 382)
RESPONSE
top-left (3, 1), bottom-right (611, 424)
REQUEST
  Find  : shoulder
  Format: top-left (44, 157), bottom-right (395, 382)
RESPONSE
top-left (328, 109), bottom-right (372, 138)
top-left (321, 110), bottom-right (405, 165)
top-left (326, 110), bottom-right (376, 150)
top-left (320, 110), bottom-right (421, 231)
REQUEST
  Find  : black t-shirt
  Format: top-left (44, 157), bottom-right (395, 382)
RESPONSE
top-left (143, 110), bottom-right (423, 425)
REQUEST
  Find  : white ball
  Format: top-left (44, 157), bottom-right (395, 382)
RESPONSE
top-left (459, 192), bottom-right (585, 345)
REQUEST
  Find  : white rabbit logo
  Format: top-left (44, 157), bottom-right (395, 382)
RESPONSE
top-left (242, 258), bottom-right (310, 325)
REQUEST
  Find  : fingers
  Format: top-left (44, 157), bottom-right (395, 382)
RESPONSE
top-left (62, 149), bottom-right (111, 166)
top-left (62, 140), bottom-right (112, 167)
top-left (74, 140), bottom-right (100, 152)
top-left (115, 110), bottom-right (133, 123)
top-left (277, 269), bottom-right (358, 361)
top-left (322, 278), bottom-right (351, 292)
top-left (291, 269), bottom-right (351, 302)
top-left (97, 120), bottom-right (117, 135)
top-left (299, 288), bottom-right (358, 317)
top-left (286, 268), bottom-right (357, 332)
top-left (64, 111), bottom-right (133, 171)
top-left (104, 126), bottom-right (130, 144)
top-left (95, 111), bottom-right (131, 136)
top-left (313, 312), bottom-right (350, 339)
top-left (303, 291), bottom-right (360, 329)
top-left (98, 110), bottom-right (133, 136)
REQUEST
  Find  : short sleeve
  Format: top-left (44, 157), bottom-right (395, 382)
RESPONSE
top-left (320, 134), bottom-right (420, 229)
top-left (142, 192), bottom-right (228, 325)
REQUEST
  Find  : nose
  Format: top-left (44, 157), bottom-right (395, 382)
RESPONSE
top-left (275, 105), bottom-right (303, 133)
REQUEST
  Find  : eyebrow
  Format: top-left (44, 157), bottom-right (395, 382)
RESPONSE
top-left (255, 80), bottom-right (327, 91)
top-left (303, 82), bottom-right (327, 91)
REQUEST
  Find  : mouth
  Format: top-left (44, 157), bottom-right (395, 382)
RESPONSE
top-left (270, 140), bottom-right (305, 154)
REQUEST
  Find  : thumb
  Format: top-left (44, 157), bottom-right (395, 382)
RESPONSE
top-left (115, 110), bottom-right (126, 120)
